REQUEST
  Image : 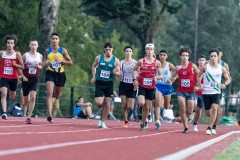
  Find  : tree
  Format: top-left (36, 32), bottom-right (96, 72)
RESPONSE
top-left (81, 0), bottom-right (182, 57)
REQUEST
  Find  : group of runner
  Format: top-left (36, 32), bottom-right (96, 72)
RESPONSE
top-left (0, 33), bottom-right (73, 124)
top-left (91, 42), bottom-right (231, 135)
top-left (0, 33), bottom-right (231, 135)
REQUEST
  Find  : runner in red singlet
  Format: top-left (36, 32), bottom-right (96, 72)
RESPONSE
top-left (131, 43), bottom-right (162, 130)
top-left (170, 46), bottom-right (199, 133)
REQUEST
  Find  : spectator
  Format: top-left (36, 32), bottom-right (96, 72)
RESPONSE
top-left (228, 89), bottom-right (238, 118)
top-left (73, 96), bottom-right (93, 119)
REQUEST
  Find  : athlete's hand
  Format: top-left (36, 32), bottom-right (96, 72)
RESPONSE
top-left (221, 84), bottom-right (226, 89)
top-left (194, 86), bottom-right (199, 92)
top-left (167, 79), bottom-right (172, 85)
top-left (23, 75), bottom-right (28, 82)
top-left (54, 56), bottom-right (61, 63)
top-left (91, 77), bottom-right (95, 84)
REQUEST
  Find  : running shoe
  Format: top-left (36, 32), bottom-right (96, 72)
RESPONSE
top-left (155, 120), bottom-right (161, 130)
top-left (123, 122), bottom-right (129, 128)
top-left (100, 122), bottom-right (107, 129)
top-left (140, 123), bottom-right (145, 131)
top-left (98, 121), bottom-right (102, 127)
top-left (206, 129), bottom-right (212, 135)
top-left (47, 116), bottom-right (53, 123)
top-left (25, 118), bottom-right (31, 124)
top-left (193, 124), bottom-right (198, 132)
top-left (1, 113), bottom-right (7, 120)
top-left (145, 121), bottom-right (148, 129)
top-left (211, 129), bottom-right (217, 134)
top-left (182, 128), bottom-right (189, 134)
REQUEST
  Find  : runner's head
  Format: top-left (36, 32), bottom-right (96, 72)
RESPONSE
top-left (29, 39), bottom-right (39, 51)
top-left (4, 34), bottom-right (17, 50)
top-left (51, 32), bottom-right (60, 46)
top-left (158, 49), bottom-right (168, 61)
top-left (209, 48), bottom-right (219, 63)
top-left (198, 55), bottom-right (206, 67)
top-left (215, 47), bottom-right (223, 58)
top-left (124, 46), bottom-right (133, 58)
top-left (104, 42), bottom-right (114, 57)
top-left (178, 46), bottom-right (191, 62)
top-left (145, 43), bottom-right (155, 57)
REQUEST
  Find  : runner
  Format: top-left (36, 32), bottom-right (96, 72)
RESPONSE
top-left (91, 42), bottom-right (120, 128)
top-left (20, 40), bottom-right (42, 124)
top-left (119, 46), bottom-right (136, 128)
top-left (192, 55), bottom-right (206, 132)
top-left (131, 43), bottom-right (162, 130)
top-left (170, 46), bottom-right (199, 133)
top-left (45, 32), bottom-right (73, 123)
top-left (155, 49), bottom-right (175, 122)
top-left (197, 48), bottom-right (230, 135)
top-left (0, 34), bottom-right (24, 120)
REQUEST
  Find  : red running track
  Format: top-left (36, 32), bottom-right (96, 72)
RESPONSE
top-left (0, 117), bottom-right (239, 160)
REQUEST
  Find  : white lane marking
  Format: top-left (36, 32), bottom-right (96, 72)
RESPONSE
top-left (156, 131), bottom-right (240, 160)
top-left (0, 122), bottom-right (85, 128)
top-left (0, 130), bottom-right (181, 156)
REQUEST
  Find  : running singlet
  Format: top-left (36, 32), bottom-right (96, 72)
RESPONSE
top-left (96, 54), bottom-right (116, 81)
top-left (47, 46), bottom-right (65, 73)
top-left (23, 52), bottom-right (41, 77)
top-left (157, 62), bottom-right (172, 83)
top-left (120, 59), bottom-right (135, 84)
top-left (138, 58), bottom-right (157, 89)
top-left (0, 51), bottom-right (19, 79)
top-left (177, 62), bottom-right (194, 92)
top-left (202, 63), bottom-right (222, 95)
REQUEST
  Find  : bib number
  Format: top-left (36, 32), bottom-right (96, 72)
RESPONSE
top-left (3, 67), bottom-right (13, 75)
top-left (100, 70), bottom-right (110, 79)
top-left (143, 78), bottom-right (153, 86)
top-left (52, 61), bottom-right (61, 69)
top-left (123, 76), bottom-right (132, 83)
top-left (206, 82), bottom-right (219, 88)
top-left (181, 79), bottom-right (190, 87)
top-left (28, 67), bottom-right (37, 74)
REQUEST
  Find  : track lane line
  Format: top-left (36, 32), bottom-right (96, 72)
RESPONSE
top-left (0, 130), bottom-right (181, 156)
top-left (156, 131), bottom-right (240, 160)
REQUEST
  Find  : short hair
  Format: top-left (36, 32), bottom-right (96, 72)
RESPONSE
top-left (208, 48), bottom-right (219, 55)
top-left (78, 96), bottom-right (82, 100)
top-left (198, 55), bottom-right (206, 59)
top-left (104, 42), bottom-right (113, 48)
top-left (29, 39), bottom-right (38, 43)
top-left (215, 47), bottom-right (222, 52)
top-left (178, 46), bottom-right (192, 56)
top-left (51, 32), bottom-right (60, 38)
top-left (159, 49), bottom-right (167, 54)
top-left (124, 46), bottom-right (133, 52)
top-left (4, 34), bottom-right (18, 44)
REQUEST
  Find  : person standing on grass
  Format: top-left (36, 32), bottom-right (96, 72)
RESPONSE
top-left (20, 40), bottom-right (42, 124)
top-left (119, 46), bottom-right (136, 128)
top-left (131, 43), bottom-right (162, 131)
top-left (197, 48), bottom-right (230, 135)
top-left (45, 32), bottom-right (73, 123)
top-left (192, 55), bottom-right (206, 132)
top-left (170, 46), bottom-right (199, 133)
top-left (91, 42), bottom-right (120, 128)
top-left (0, 34), bottom-right (24, 120)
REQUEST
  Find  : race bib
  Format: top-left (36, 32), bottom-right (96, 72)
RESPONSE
top-left (3, 67), bottom-right (13, 75)
top-left (162, 78), bottom-right (168, 83)
top-left (181, 79), bottom-right (190, 87)
top-left (28, 67), bottom-right (37, 74)
top-left (100, 70), bottom-right (110, 79)
top-left (205, 82), bottom-right (219, 88)
top-left (123, 76), bottom-right (132, 83)
top-left (143, 78), bottom-right (153, 86)
top-left (51, 61), bottom-right (61, 69)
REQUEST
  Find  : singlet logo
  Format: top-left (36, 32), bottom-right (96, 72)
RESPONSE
top-left (108, 64), bottom-right (113, 67)
top-left (215, 74), bottom-right (221, 78)
top-left (4, 59), bottom-right (12, 66)
top-left (182, 71), bottom-right (187, 75)
top-left (100, 62), bottom-right (105, 65)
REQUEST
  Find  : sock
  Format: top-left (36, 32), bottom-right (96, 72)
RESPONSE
top-left (212, 125), bottom-right (216, 129)
top-left (207, 127), bottom-right (211, 130)
top-left (193, 122), bottom-right (197, 125)
top-left (125, 121), bottom-right (128, 124)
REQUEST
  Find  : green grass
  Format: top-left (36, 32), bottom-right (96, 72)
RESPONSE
top-left (214, 138), bottom-right (240, 160)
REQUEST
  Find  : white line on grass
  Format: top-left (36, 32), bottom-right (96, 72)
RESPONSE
top-left (156, 131), bottom-right (240, 160)
top-left (0, 130), bottom-right (181, 156)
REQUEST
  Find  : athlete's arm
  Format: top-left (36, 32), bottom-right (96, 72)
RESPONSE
top-left (13, 52), bottom-right (24, 70)
top-left (221, 67), bottom-right (231, 89)
top-left (19, 53), bottom-right (28, 81)
top-left (197, 65), bottom-right (206, 89)
top-left (131, 59), bottom-right (142, 90)
top-left (91, 55), bottom-right (100, 83)
top-left (169, 66), bottom-right (178, 84)
top-left (76, 102), bottom-right (92, 107)
top-left (192, 64), bottom-right (200, 74)
top-left (61, 48), bottom-right (73, 66)
top-left (169, 62), bottom-right (175, 71)
top-left (156, 60), bottom-right (162, 80)
top-left (37, 54), bottom-right (43, 70)
top-left (113, 58), bottom-right (120, 77)
top-left (224, 63), bottom-right (231, 82)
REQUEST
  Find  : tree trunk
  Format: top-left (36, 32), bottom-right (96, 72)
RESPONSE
top-left (38, 0), bottom-right (60, 82)
top-left (194, 0), bottom-right (199, 63)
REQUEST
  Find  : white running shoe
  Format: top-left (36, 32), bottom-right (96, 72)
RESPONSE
top-left (193, 124), bottom-right (198, 132)
top-left (211, 129), bottom-right (217, 134)
top-left (98, 121), bottom-right (102, 127)
top-left (100, 122), bottom-right (108, 129)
